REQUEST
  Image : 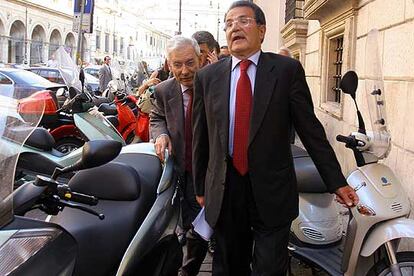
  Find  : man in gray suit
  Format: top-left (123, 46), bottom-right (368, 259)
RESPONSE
top-left (150, 36), bottom-right (207, 276)
top-left (99, 56), bottom-right (112, 93)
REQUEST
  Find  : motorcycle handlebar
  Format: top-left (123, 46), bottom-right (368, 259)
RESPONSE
top-left (336, 134), bottom-right (358, 148)
top-left (70, 191), bottom-right (99, 206)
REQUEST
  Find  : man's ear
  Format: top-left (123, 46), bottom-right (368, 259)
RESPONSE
top-left (259, 25), bottom-right (266, 43)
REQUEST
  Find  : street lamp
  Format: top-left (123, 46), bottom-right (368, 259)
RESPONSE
top-left (178, 0), bottom-right (182, 35)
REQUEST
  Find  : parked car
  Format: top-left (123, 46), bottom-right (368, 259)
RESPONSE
top-left (84, 65), bottom-right (100, 79)
top-left (27, 67), bottom-right (100, 94)
top-left (0, 68), bottom-right (66, 100)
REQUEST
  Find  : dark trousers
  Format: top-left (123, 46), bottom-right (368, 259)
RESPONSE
top-left (212, 162), bottom-right (291, 276)
top-left (179, 172), bottom-right (208, 276)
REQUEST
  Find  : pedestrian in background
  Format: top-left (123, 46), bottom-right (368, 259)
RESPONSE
top-left (192, 31), bottom-right (218, 67)
top-left (98, 56), bottom-right (112, 93)
top-left (219, 45), bottom-right (230, 59)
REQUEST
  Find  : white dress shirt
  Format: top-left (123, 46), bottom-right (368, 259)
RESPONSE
top-left (228, 50), bottom-right (261, 156)
top-left (181, 84), bottom-right (192, 118)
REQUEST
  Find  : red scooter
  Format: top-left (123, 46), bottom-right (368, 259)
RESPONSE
top-left (18, 88), bottom-right (138, 153)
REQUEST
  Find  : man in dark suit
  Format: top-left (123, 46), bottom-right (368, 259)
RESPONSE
top-left (99, 56), bottom-right (112, 93)
top-left (150, 36), bottom-right (208, 276)
top-left (192, 1), bottom-right (359, 275)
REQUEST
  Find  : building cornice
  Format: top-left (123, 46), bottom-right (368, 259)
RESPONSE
top-left (7, 0), bottom-right (73, 20)
top-left (304, 0), bottom-right (358, 26)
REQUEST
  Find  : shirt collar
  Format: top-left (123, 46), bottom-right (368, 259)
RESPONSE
top-left (180, 84), bottom-right (190, 94)
top-left (231, 50), bottom-right (261, 71)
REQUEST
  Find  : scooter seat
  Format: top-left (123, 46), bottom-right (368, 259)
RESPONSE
top-left (25, 127), bottom-right (56, 151)
top-left (92, 96), bottom-right (111, 106)
top-left (68, 162), bottom-right (141, 200)
top-left (51, 152), bottom-right (163, 276)
top-left (106, 115), bottom-right (119, 128)
top-left (292, 146), bottom-right (329, 193)
top-left (291, 144), bottom-right (309, 158)
top-left (98, 103), bottom-right (117, 116)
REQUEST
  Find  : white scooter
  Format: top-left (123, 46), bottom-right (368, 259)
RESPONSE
top-left (289, 29), bottom-right (414, 276)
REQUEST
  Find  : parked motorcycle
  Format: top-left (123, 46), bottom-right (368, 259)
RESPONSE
top-left (0, 90), bottom-right (182, 275)
top-left (289, 29), bottom-right (414, 276)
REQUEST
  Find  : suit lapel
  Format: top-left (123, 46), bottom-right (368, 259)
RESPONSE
top-left (210, 59), bottom-right (232, 155)
top-left (168, 80), bottom-right (184, 140)
top-left (249, 53), bottom-right (279, 145)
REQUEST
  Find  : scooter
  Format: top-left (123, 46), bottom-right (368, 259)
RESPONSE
top-left (13, 89), bottom-right (126, 185)
top-left (0, 92), bottom-right (182, 275)
top-left (288, 29), bottom-right (414, 276)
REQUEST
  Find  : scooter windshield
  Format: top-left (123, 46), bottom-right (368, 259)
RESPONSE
top-left (364, 29), bottom-right (390, 158)
top-left (0, 89), bottom-right (44, 227)
top-left (54, 46), bottom-right (82, 92)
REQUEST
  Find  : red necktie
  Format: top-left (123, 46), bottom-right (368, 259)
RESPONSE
top-left (185, 88), bottom-right (193, 172)
top-left (233, 60), bottom-right (252, 175)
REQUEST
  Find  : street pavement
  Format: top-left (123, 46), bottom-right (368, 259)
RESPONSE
top-left (189, 250), bottom-right (329, 276)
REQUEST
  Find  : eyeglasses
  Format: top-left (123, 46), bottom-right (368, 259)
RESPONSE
top-left (171, 59), bottom-right (196, 70)
top-left (224, 17), bottom-right (256, 31)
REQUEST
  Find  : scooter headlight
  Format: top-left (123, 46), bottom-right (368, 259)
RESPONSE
top-left (357, 204), bottom-right (376, 216)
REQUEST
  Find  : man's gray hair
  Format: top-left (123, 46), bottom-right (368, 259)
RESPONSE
top-left (166, 36), bottom-right (201, 59)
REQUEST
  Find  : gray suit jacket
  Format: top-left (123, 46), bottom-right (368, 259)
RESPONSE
top-left (99, 65), bottom-right (112, 92)
top-left (150, 78), bottom-right (186, 174)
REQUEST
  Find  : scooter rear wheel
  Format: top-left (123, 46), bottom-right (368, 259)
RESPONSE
top-left (54, 137), bottom-right (84, 154)
top-left (367, 251), bottom-right (414, 276)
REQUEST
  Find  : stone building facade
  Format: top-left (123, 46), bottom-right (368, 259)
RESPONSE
top-left (0, 0), bottom-right (170, 67)
top-left (257, 0), bottom-right (414, 248)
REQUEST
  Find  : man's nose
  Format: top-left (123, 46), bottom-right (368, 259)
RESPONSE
top-left (182, 65), bottom-right (190, 74)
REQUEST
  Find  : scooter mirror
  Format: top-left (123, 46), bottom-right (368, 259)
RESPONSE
top-left (79, 140), bottom-right (122, 169)
top-left (52, 140), bottom-right (122, 179)
top-left (68, 87), bottom-right (78, 99)
top-left (56, 87), bottom-right (66, 97)
top-left (340, 71), bottom-right (359, 100)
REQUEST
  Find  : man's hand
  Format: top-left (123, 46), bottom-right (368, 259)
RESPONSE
top-left (196, 196), bottom-right (205, 207)
top-left (207, 51), bottom-right (218, 65)
top-left (335, 185), bottom-right (359, 207)
top-left (154, 135), bottom-right (172, 162)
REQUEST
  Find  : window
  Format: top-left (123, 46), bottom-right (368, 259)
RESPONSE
top-left (113, 36), bottom-right (118, 54)
top-left (39, 70), bottom-right (65, 85)
top-left (319, 21), bottom-right (349, 118)
top-left (326, 35), bottom-right (343, 103)
top-left (120, 37), bottom-right (124, 54)
top-left (105, 33), bottom-right (110, 53)
top-left (0, 73), bottom-right (12, 85)
top-left (96, 31), bottom-right (101, 50)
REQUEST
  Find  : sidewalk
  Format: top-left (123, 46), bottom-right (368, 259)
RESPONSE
top-left (193, 252), bottom-right (328, 276)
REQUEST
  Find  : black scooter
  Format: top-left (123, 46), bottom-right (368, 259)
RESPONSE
top-left (2, 138), bottom-right (182, 275)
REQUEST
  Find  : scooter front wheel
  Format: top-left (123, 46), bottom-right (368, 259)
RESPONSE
top-left (367, 252), bottom-right (414, 276)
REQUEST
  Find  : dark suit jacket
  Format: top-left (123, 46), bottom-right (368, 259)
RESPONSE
top-left (192, 52), bottom-right (347, 228)
top-left (150, 78), bottom-right (186, 174)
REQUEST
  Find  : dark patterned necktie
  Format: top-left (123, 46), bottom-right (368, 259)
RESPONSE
top-left (233, 60), bottom-right (252, 175)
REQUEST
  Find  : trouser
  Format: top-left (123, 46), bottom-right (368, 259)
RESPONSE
top-left (179, 172), bottom-right (208, 276)
top-left (212, 162), bottom-right (291, 276)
